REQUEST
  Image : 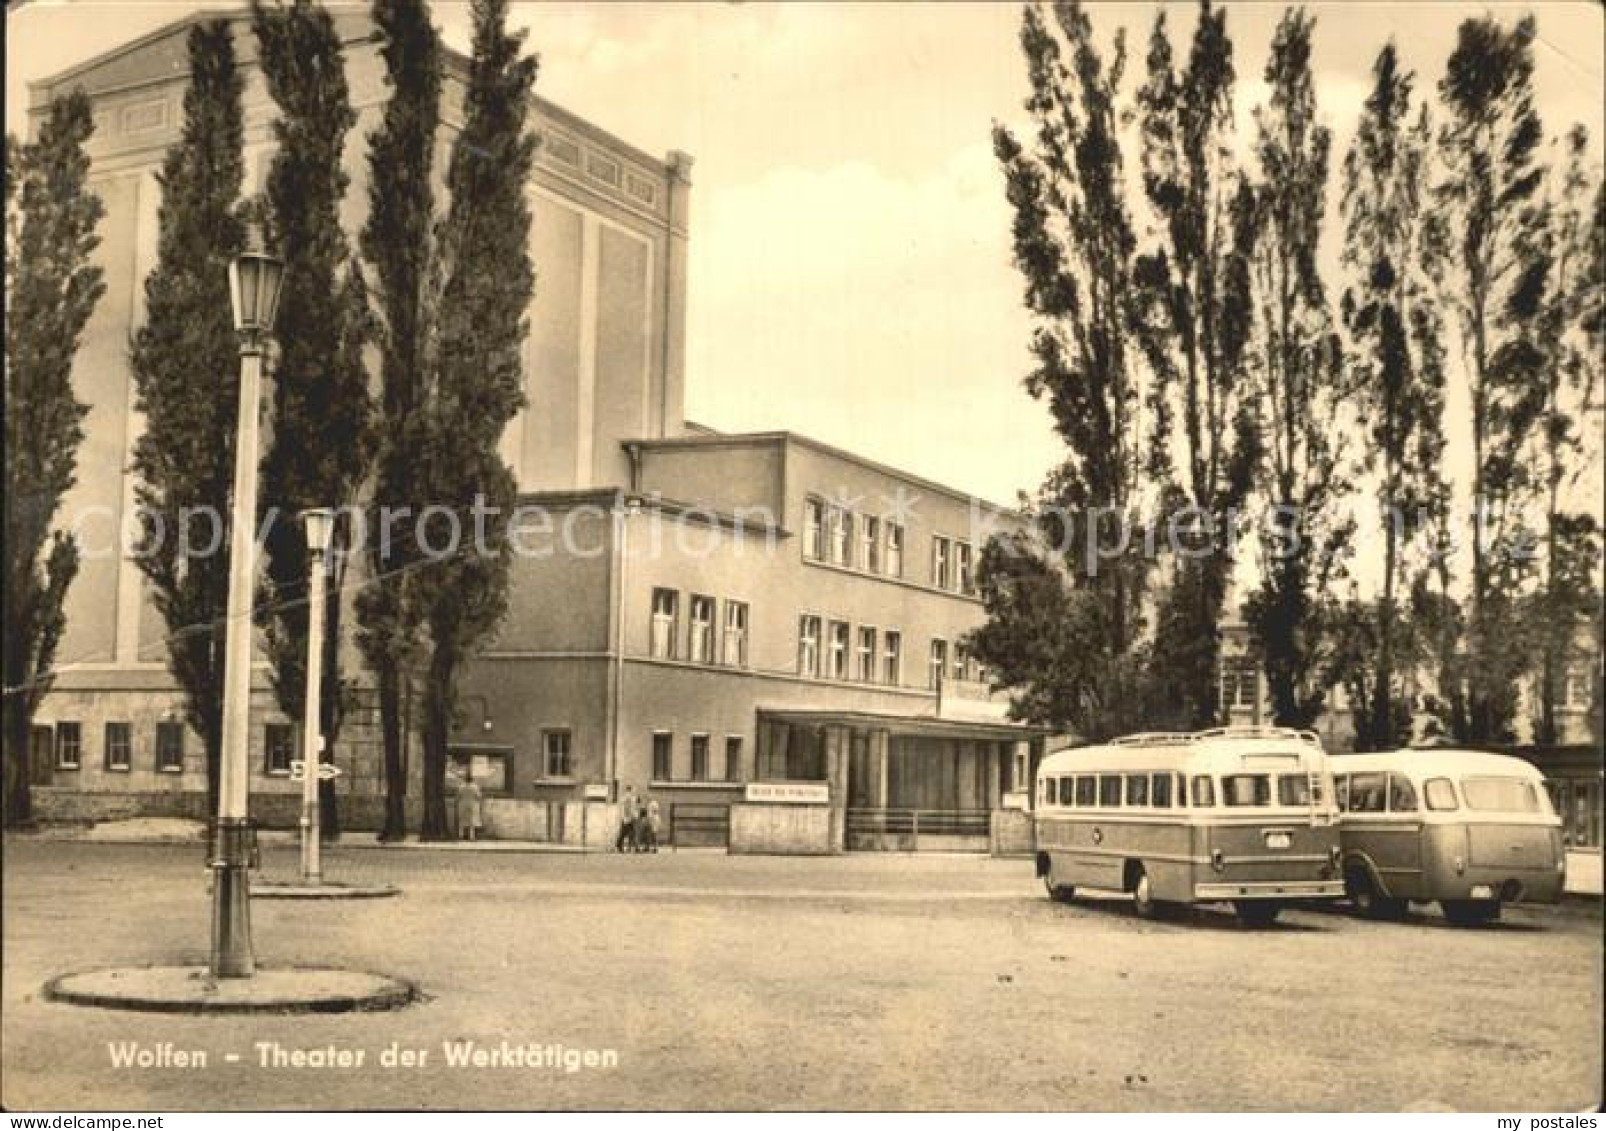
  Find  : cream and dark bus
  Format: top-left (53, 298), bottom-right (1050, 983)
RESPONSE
top-left (1034, 727), bottom-right (1344, 926)
top-left (1331, 748), bottom-right (1565, 925)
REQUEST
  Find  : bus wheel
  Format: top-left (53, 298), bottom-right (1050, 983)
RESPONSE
top-left (1235, 901), bottom-right (1282, 927)
top-left (1441, 899), bottom-right (1501, 926)
top-left (1129, 866), bottom-right (1158, 919)
top-left (1348, 868), bottom-right (1407, 921)
top-left (1043, 874), bottom-right (1075, 903)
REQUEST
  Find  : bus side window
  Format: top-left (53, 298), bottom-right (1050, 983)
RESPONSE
top-left (1176, 773), bottom-right (1188, 808)
top-left (1126, 774), bottom-right (1148, 807)
top-left (1075, 776), bottom-right (1096, 808)
top-left (1057, 777), bottom-right (1074, 806)
top-left (1349, 772), bottom-right (1386, 813)
top-left (1040, 778), bottom-right (1051, 806)
top-left (1424, 777), bottom-right (1459, 811)
top-left (1191, 775), bottom-right (1214, 807)
top-left (1098, 774), bottom-right (1122, 807)
top-left (1151, 772), bottom-right (1172, 809)
top-left (1387, 773), bottom-right (1418, 813)
top-left (1335, 774), bottom-right (1350, 812)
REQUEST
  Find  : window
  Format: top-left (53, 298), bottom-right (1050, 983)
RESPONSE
top-left (952, 643), bottom-right (969, 681)
top-left (265, 723), bottom-right (295, 776)
top-left (155, 721), bottom-right (184, 773)
top-left (884, 522), bottom-right (905, 577)
top-left (1125, 773), bottom-right (1148, 807)
top-left (650, 588), bottom-right (679, 660)
top-left (1098, 775), bottom-right (1122, 807)
top-left (1347, 772), bottom-right (1387, 813)
top-left (858, 516), bottom-right (880, 572)
top-left (722, 601), bottom-right (749, 667)
top-left (1461, 776), bottom-right (1540, 813)
top-left (104, 722), bottom-right (132, 772)
top-left (449, 751), bottom-right (509, 793)
top-left (691, 734), bottom-right (709, 781)
top-left (1151, 772), bottom-right (1173, 809)
top-left (652, 732), bottom-right (673, 781)
top-left (543, 730), bottom-right (572, 778)
top-left (1222, 774), bottom-right (1271, 807)
top-left (1424, 777), bottom-right (1459, 811)
top-left (798, 615), bottom-right (821, 676)
top-left (1191, 775), bottom-right (1215, 807)
top-left (1040, 778), bottom-right (1051, 806)
top-left (883, 631), bottom-right (903, 685)
top-left (1386, 773), bottom-right (1418, 813)
top-left (1219, 659), bottom-right (1258, 712)
top-left (689, 595), bottom-right (715, 664)
top-left (828, 506), bottom-right (851, 566)
top-left (1562, 664), bottom-right (1592, 708)
top-left (856, 626), bottom-right (877, 683)
top-left (827, 620), bottom-right (850, 680)
top-left (1057, 777), bottom-right (1073, 806)
top-left (804, 498), bottom-right (824, 560)
top-left (1278, 774), bottom-right (1312, 806)
top-left (54, 722), bottom-right (81, 770)
top-left (1012, 744), bottom-right (1030, 794)
top-left (932, 536), bottom-right (952, 589)
top-left (929, 639), bottom-right (948, 690)
top-left (1075, 776), bottom-right (1096, 807)
top-left (1175, 772), bottom-right (1189, 808)
top-left (956, 541), bottom-right (974, 595)
top-left (725, 736), bottom-right (743, 782)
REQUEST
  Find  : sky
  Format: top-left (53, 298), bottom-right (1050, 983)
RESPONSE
top-left (8, 1), bottom-right (1605, 548)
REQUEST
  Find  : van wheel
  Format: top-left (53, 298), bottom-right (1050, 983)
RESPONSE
top-left (1129, 865), bottom-right (1158, 919)
top-left (1441, 899), bottom-right (1501, 926)
top-left (1235, 901), bottom-right (1282, 927)
top-left (1043, 874), bottom-right (1075, 903)
top-left (1347, 867), bottom-right (1408, 920)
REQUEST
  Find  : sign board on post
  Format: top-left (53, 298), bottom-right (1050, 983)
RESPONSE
top-left (745, 782), bottom-right (830, 805)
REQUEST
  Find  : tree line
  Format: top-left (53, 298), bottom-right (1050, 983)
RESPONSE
top-left (3, 0), bottom-right (535, 835)
top-left (974, 1), bottom-right (1602, 750)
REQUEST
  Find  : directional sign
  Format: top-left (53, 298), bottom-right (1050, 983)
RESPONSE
top-left (318, 763), bottom-right (343, 781)
top-left (289, 761), bottom-right (343, 782)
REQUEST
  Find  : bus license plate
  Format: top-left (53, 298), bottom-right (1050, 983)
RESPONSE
top-left (1264, 831), bottom-right (1292, 849)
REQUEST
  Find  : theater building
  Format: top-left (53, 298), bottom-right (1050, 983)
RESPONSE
top-left (24, 9), bottom-right (1042, 850)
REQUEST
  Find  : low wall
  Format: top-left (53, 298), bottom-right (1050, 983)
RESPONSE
top-left (990, 809), bottom-right (1035, 857)
top-left (729, 803), bottom-right (833, 855)
top-left (471, 799), bottom-right (619, 846)
top-left (32, 787), bottom-right (418, 833)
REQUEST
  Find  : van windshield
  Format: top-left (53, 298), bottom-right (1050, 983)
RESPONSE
top-left (1461, 776), bottom-right (1539, 813)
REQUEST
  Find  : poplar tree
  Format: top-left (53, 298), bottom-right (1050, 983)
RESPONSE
top-left (3, 91), bottom-right (105, 825)
top-left (356, 0), bottom-right (443, 841)
top-left (972, 0), bottom-right (1158, 741)
top-left (128, 21), bottom-right (247, 815)
top-left (1434, 15), bottom-right (1553, 743)
top-left (413, 0), bottom-right (536, 838)
top-left (1242, 8), bottom-right (1348, 729)
top-left (1338, 43), bottom-right (1448, 748)
top-left (253, 0), bottom-right (375, 837)
top-left (1131, 1), bottom-right (1260, 727)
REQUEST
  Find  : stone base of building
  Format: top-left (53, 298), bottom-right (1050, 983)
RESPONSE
top-left (32, 787), bottom-right (419, 833)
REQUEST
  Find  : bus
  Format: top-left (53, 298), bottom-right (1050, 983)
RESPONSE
top-left (1034, 727), bottom-right (1344, 926)
top-left (1331, 748), bottom-right (1565, 925)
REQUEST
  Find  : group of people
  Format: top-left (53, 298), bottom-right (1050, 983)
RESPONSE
top-left (616, 786), bottom-right (661, 853)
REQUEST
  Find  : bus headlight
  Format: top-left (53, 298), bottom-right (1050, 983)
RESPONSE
top-left (1453, 855), bottom-right (1465, 875)
top-left (1211, 849), bottom-right (1225, 873)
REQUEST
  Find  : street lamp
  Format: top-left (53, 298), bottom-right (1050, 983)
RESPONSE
top-left (298, 507), bottom-right (335, 886)
top-left (211, 238), bottom-right (284, 978)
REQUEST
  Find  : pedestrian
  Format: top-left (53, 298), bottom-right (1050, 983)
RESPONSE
top-left (643, 794), bottom-right (662, 853)
top-left (615, 785), bottom-right (638, 853)
top-left (456, 772), bottom-right (483, 843)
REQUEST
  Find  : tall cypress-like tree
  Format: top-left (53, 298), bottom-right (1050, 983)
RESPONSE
top-left (413, 0), bottom-right (536, 838)
top-left (356, 0), bottom-right (443, 841)
top-left (252, 0), bottom-right (375, 839)
top-left (972, 0), bottom-right (1157, 741)
top-left (1434, 14), bottom-right (1551, 743)
top-left (1338, 43), bottom-right (1448, 750)
top-left (3, 91), bottom-right (105, 825)
top-left (1529, 126), bottom-right (1601, 745)
top-left (1132, 1), bottom-right (1260, 727)
top-left (1242, 8), bottom-right (1348, 729)
top-left (129, 21), bottom-right (247, 815)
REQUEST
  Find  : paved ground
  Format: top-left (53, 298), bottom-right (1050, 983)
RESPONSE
top-left (3, 838), bottom-right (1601, 1111)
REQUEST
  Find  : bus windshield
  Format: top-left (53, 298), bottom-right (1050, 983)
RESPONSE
top-left (1461, 776), bottom-right (1540, 813)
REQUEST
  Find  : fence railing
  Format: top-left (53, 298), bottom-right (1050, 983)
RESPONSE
top-left (845, 808), bottom-right (992, 847)
top-left (669, 803), bottom-right (730, 849)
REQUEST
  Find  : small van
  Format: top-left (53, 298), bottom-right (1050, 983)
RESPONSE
top-left (1331, 748), bottom-right (1565, 925)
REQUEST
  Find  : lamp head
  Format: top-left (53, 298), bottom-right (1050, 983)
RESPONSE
top-left (229, 232), bottom-right (284, 338)
top-left (300, 507), bottom-right (335, 555)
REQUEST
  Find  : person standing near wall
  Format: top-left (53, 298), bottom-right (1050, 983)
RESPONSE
top-left (456, 773), bottom-right (483, 842)
top-left (616, 785), bottom-right (639, 853)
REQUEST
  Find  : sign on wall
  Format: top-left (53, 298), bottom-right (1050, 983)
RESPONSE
top-left (745, 782), bottom-right (830, 805)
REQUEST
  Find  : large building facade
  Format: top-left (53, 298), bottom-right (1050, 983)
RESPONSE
top-left (25, 9), bottom-right (1038, 849)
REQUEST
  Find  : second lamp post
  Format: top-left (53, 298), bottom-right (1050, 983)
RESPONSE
top-left (299, 506), bottom-right (335, 885)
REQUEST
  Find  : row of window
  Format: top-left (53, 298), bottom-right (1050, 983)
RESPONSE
top-left (1039, 771), bottom-right (1319, 810)
top-left (652, 731), bottom-right (743, 784)
top-left (803, 498), bottom-right (906, 577)
top-left (1335, 772), bottom-right (1541, 814)
top-left (794, 617), bottom-right (985, 689)
top-left (649, 589), bottom-right (750, 666)
top-left (51, 721), bottom-right (187, 773)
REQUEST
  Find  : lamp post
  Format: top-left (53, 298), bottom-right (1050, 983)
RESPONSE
top-left (211, 240), bottom-right (284, 978)
top-left (298, 507), bottom-right (334, 885)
